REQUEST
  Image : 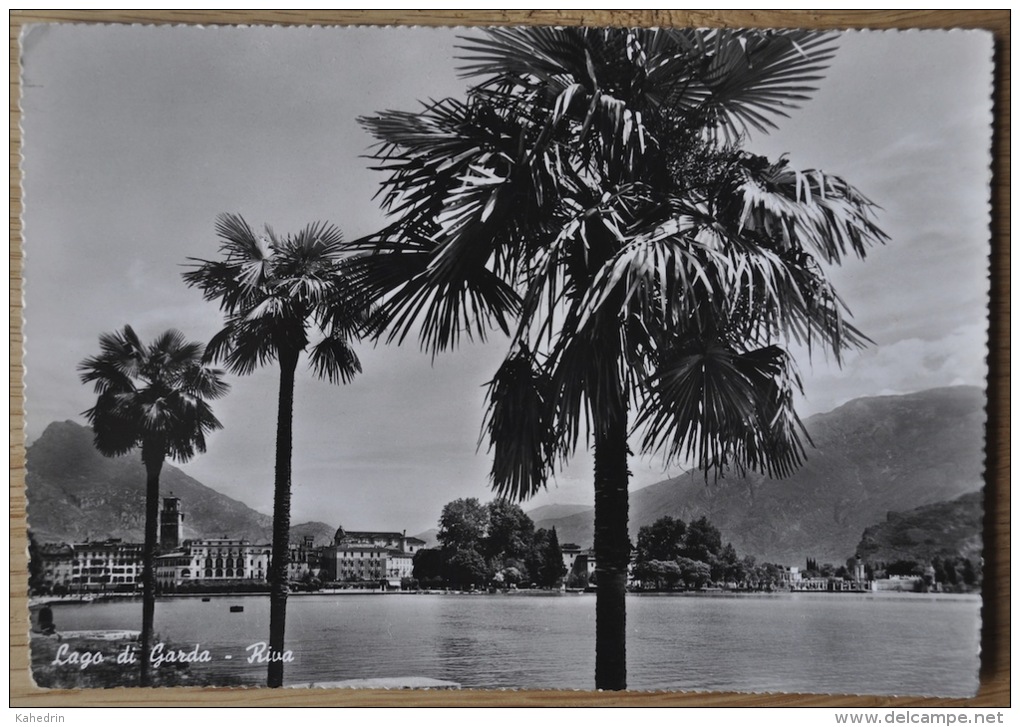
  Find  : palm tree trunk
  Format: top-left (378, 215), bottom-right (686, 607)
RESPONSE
top-left (593, 404), bottom-right (629, 691)
top-left (268, 349), bottom-right (299, 688)
top-left (140, 442), bottom-right (164, 687)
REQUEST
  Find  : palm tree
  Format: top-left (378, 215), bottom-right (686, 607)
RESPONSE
top-left (182, 213), bottom-right (367, 687)
top-left (79, 325), bottom-right (228, 686)
top-left (352, 27), bottom-right (888, 690)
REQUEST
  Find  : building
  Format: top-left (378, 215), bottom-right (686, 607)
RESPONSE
top-left (563, 545), bottom-right (596, 586)
top-left (35, 543), bottom-right (74, 593)
top-left (156, 538), bottom-right (272, 589)
top-left (33, 540), bottom-right (143, 594)
top-left (160, 495), bottom-right (185, 551)
top-left (68, 539), bottom-right (144, 592)
top-left (321, 525), bottom-right (422, 587)
top-left (34, 496), bottom-right (425, 593)
top-left (561, 543), bottom-right (583, 574)
top-left (288, 535), bottom-right (323, 581)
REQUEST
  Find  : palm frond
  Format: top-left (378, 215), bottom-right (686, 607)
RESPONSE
top-left (186, 214), bottom-right (371, 382)
top-left (668, 29), bottom-right (839, 141)
top-left (729, 154), bottom-right (888, 263)
top-left (308, 334), bottom-right (362, 385)
top-left (79, 327), bottom-right (228, 464)
top-left (635, 338), bottom-right (808, 478)
top-left (483, 346), bottom-right (560, 501)
top-left (356, 26), bottom-right (887, 494)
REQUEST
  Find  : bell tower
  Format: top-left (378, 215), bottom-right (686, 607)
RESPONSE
top-left (160, 495), bottom-right (185, 550)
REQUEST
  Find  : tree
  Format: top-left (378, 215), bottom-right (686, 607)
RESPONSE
top-left (540, 527), bottom-right (567, 587)
top-left (352, 28), bottom-right (886, 690)
top-left (412, 548), bottom-right (447, 588)
top-left (681, 517), bottom-right (723, 563)
top-left (183, 214), bottom-right (367, 687)
top-left (942, 556), bottom-right (959, 586)
top-left (438, 498), bottom-right (490, 551)
top-left (717, 543), bottom-right (742, 584)
top-left (530, 527), bottom-right (567, 588)
top-left (676, 557), bottom-right (712, 590)
top-left (886, 559), bottom-right (920, 577)
top-left (635, 516), bottom-right (687, 564)
top-left (27, 532), bottom-right (45, 595)
top-left (962, 558), bottom-right (978, 587)
top-left (485, 499), bottom-right (535, 562)
top-left (78, 326), bottom-right (227, 685)
top-left (444, 548), bottom-right (490, 590)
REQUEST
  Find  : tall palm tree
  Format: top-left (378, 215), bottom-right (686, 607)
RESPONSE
top-left (79, 325), bottom-right (228, 686)
top-left (182, 213), bottom-right (367, 687)
top-left (352, 27), bottom-right (888, 690)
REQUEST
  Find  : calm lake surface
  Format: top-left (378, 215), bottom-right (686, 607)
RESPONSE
top-left (46, 591), bottom-right (981, 696)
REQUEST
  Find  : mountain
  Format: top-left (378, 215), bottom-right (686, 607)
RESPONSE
top-left (27, 420), bottom-right (285, 544)
top-left (855, 490), bottom-right (984, 565)
top-left (412, 528), bottom-right (439, 548)
top-left (289, 521), bottom-right (338, 547)
top-left (537, 387), bottom-right (985, 564)
top-left (527, 503), bottom-right (592, 522)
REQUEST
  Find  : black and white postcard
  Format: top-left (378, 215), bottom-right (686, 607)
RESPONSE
top-left (18, 23), bottom-right (993, 697)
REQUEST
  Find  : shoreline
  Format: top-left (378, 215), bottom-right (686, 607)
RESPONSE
top-left (32, 588), bottom-right (981, 609)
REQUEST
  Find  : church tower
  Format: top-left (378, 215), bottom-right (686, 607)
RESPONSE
top-left (160, 496), bottom-right (185, 551)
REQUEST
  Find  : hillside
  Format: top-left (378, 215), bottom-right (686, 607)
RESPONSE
top-left (855, 490), bottom-right (984, 565)
top-left (412, 528), bottom-right (439, 548)
top-left (538, 387), bottom-right (985, 564)
top-left (28, 420), bottom-right (274, 544)
top-left (289, 521), bottom-right (338, 547)
top-left (526, 503), bottom-right (592, 523)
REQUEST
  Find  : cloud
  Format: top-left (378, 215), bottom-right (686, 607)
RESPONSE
top-left (795, 322), bottom-right (988, 416)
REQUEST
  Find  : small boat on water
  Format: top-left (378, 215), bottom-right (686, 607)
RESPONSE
top-left (201, 597), bottom-right (211, 602)
top-left (229, 605), bottom-right (244, 613)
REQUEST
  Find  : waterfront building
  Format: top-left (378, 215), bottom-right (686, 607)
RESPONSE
top-left (288, 535), bottom-right (323, 581)
top-left (36, 543), bottom-right (74, 592)
top-left (322, 525), bottom-right (422, 587)
top-left (156, 538), bottom-right (272, 588)
top-left (68, 539), bottom-right (144, 592)
top-left (561, 543), bottom-right (582, 574)
top-left (777, 566), bottom-right (803, 587)
top-left (564, 546), bottom-right (596, 586)
top-left (35, 496), bottom-right (425, 592)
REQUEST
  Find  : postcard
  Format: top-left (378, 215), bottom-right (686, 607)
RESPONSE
top-left (17, 21), bottom-right (994, 698)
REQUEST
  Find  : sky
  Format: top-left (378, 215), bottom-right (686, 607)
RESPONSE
top-left (19, 25), bottom-right (993, 536)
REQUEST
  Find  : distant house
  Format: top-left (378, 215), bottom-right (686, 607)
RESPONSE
top-left (288, 535), bottom-right (323, 581)
top-left (561, 543), bottom-right (583, 574)
top-left (321, 526), bottom-right (421, 587)
top-left (561, 543), bottom-right (596, 585)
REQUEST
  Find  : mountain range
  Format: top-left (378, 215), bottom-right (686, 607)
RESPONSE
top-left (25, 386), bottom-right (985, 565)
top-left (26, 419), bottom-right (277, 544)
top-left (854, 490), bottom-right (984, 565)
top-left (532, 386), bottom-right (985, 564)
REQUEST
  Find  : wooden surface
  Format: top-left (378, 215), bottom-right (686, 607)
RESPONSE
top-left (9, 9), bottom-right (1010, 708)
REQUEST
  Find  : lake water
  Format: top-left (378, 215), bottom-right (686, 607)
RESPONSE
top-left (44, 591), bottom-right (981, 696)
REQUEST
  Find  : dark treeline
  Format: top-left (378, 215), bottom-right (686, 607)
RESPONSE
top-left (877, 556), bottom-right (981, 592)
top-left (631, 515), bottom-right (789, 591)
top-left (412, 498), bottom-right (566, 590)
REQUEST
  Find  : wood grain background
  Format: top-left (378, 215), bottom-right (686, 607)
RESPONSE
top-left (9, 9), bottom-right (1010, 708)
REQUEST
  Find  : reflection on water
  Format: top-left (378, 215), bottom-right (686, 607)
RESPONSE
top-left (44, 591), bottom-right (980, 696)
